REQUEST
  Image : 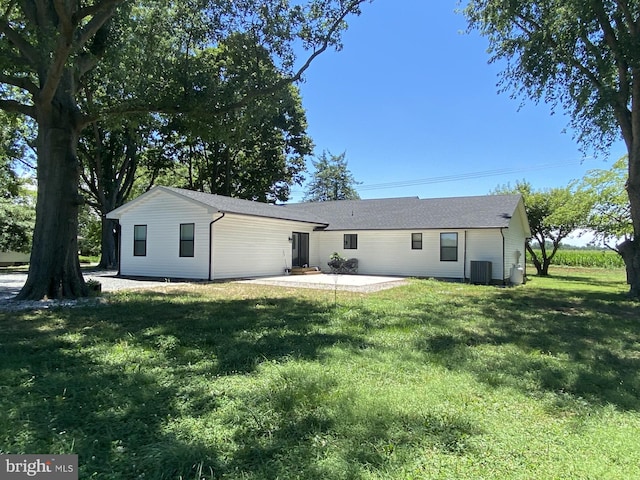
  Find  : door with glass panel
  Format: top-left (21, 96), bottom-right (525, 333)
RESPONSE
top-left (291, 232), bottom-right (309, 267)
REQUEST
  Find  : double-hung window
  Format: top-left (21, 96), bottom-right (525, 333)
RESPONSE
top-left (411, 233), bottom-right (422, 250)
top-left (180, 223), bottom-right (195, 257)
top-left (440, 233), bottom-right (458, 262)
top-left (133, 225), bottom-right (147, 256)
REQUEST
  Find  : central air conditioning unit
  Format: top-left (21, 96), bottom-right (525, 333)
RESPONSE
top-left (470, 261), bottom-right (492, 285)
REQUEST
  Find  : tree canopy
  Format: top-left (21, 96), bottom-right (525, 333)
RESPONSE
top-left (464, 0), bottom-right (640, 295)
top-left (495, 181), bottom-right (592, 276)
top-left (303, 150), bottom-right (361, 202)
top-left (162, 39), bottom-right (314, 203)
top-left (0, 112), bottom-right (34, 253)
top-left (580, 156), bottom-right (633, 249)
top-left (0, 0), bottom-right (369, 300)
top-left (77, 33), bottom-right (315, 268)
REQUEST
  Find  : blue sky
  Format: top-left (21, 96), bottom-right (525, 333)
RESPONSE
top-left (289, 0), bottom-right (627, 203)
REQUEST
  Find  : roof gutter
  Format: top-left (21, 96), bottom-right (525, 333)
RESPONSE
top-left (463, 230), bottom-right (468, 282)
top-left (208, 212), bottom-right (225, 281)
top-left (500, 227), bottom-right (506, 285)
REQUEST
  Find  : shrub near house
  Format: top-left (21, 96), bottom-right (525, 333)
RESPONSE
top-left (327, 252), bottom-right (358, 274)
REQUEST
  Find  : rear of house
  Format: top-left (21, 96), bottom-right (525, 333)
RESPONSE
top-left (107, 187), bottom-right (326, 280)
top-left (107, 187), bottom-right (530, 283)
top-left (290, 194), bottom-right (530, 283)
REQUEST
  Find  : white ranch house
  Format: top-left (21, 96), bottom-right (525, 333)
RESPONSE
top-left (0, 250), bottom-right (30, 266)
top-left (106, 186), bottom-right (531, 284)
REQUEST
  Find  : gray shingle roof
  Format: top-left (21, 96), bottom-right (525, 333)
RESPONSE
top-left (285, 194), bottom-right (523, 230)
top-left (144, 187), bottom-right (522, 231)
top-left (162, 187), bottom-right (327, 225)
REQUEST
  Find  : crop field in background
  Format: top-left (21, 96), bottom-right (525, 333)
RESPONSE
top-left (529, 248), bottom-right (625, 269)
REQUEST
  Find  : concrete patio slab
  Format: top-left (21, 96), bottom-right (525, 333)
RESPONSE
top-left (237, 274), bottom-right (408, 293)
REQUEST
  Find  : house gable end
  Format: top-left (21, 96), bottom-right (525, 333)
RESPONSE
top-left (106, 186), bottom-right (220, 220)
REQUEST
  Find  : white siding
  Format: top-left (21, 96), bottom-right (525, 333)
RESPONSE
top-left (0, 251), bottom-right (30, 265)
top-left (312, 230), bottom-right (466, 278)
top-left (503, 210), bottom-right (529, 279)
top-left (118, 192), bottom-right (212, 279)
top-left (465, 229), bottom-right (505, 281)
top-left (112, 189), bottom-right (530, 282)
top-left (212, 215), bottom-right (318, 279)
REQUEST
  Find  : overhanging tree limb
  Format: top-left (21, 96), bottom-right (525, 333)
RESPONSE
top-left (40, 1), bottom-right (121, 106)
top-left (615, 0), bottom-right (638, 37)
top-left (0, 72), bottom-right (38, 95)
top-left (465, 0), bottom-right (640, 295)
top-left (75, 1), bottom-right (121, 51)
top-left (0, 18), bottom-right (38, 66)
top-left (74, 0), bottom-right (122, 24)
top-left (591, 1), bottom-right (635, 137)
top-left (53, 0), bottom-right (74, 39)
top-left (79, 0), bottom-right (367, 127)
top-left (0, 98), bottom-right (34, 117)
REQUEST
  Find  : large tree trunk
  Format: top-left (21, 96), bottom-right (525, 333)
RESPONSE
top-left (16, 92), bottom-right (87, 300)
top-left (624, 146), bottom-right (640, 297)
top-left (525, 242), bottom-right (551, 276)
top-left (618, 239), bottom-right (640, 297)
top-left (98, 216), bottom-right (119, 269)
top-left (526, 243), bottom-right (544, 275)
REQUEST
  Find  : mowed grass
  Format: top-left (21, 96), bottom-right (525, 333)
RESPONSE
top-left (1, 268), bottom-right (639, 479)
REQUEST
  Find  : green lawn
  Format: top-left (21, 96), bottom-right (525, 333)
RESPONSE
top-left (1, 268), bottom-right (639, 479)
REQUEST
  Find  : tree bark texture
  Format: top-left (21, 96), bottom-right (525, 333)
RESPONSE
top-left (16, 90), bottom-right (87, 300)
top-left (525, 242), bottom-right (552, 276)
top-left (99, 217), bottom-right (119, 269)
top-left (618, 238), bottom-right (640, 297)
top-left (623, 146), bottom-right (640, 297)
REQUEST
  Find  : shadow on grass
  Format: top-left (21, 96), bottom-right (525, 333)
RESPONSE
top-left (528, 272), bottom-right (629, 289)
top-left (3, 279), bottom-right (636, 478)
top-left (413, 284), bottom-right (640, 411)
top-left (0, 292), bottom-right (369, 478)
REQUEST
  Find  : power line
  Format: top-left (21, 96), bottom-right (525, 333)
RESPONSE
top-left (290, 159), bottom-right (589, 195)
top-left (356, 160), bottom-right (586, 192)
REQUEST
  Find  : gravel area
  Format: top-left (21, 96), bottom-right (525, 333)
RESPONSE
top-left (0, 270), bottom-right (196, 311)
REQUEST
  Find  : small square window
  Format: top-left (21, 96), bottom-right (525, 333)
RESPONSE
top-left (180, 223), bottom-right (195, 257)
top-left (344, 233), bottom-right (358, 250)
top-left (411, 233), bottom-right (422, 250)
top-left (440, 232), bottom-right (458, 262)
top-left (133, 225), bottom-right (147, 256)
